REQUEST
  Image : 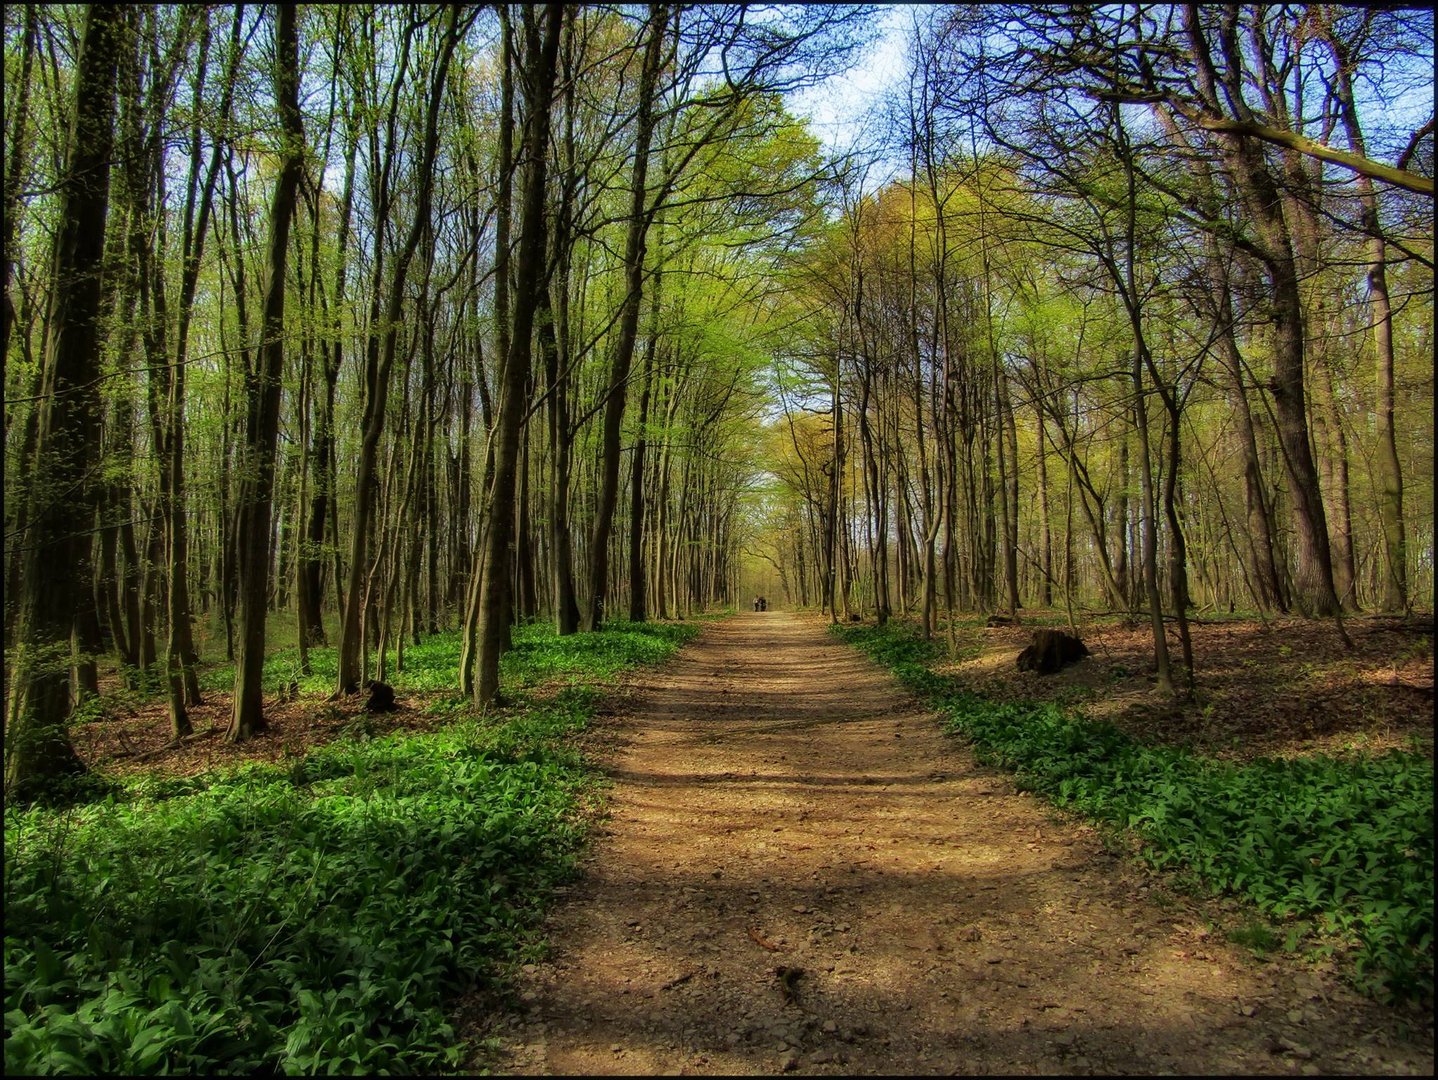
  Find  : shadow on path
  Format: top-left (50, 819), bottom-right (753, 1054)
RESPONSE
top-left (467, 612), bottom-right (1433, 1075)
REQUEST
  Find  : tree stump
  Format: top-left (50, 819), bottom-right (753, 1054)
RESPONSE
top-left (364, 680), bottom-right (397, 713)
top-left (1016, 629), bottom-right (1090, 675)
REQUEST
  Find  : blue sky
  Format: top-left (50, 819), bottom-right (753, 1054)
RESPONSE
top-left (787, 4), bottom-right (912, 157)
top-left (782, 4), bottom-right (1434, 182)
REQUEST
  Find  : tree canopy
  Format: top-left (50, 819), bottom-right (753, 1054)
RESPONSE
top-left (3, 0), bottom-right (1432, 791)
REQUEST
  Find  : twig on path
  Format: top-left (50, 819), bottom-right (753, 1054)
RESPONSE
top-left (659, 968), bottom-right (701, 991)
top-left (748, 927), bottom-right (782, 951)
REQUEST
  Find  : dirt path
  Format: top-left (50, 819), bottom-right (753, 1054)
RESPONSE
top-left (478, 612), bottom-right (1432, 1075)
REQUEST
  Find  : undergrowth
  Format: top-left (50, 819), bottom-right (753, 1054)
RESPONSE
top-left (194, 618), bottom-right (702, 698)
top-left (5, 620), bottom-right (700, 1075)
top-left (833, 620), bottom-right (1434, 1006)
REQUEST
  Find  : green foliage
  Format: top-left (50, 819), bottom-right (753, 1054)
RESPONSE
top-left (4, 621), bottom-right (700, 1074)
top-left (834, 620), bottom-right (1435, 1005)
top-left (503, 620), bottom-right (701, 687)
top-left (1228, 921), bottom-right (1282, 955)
top-left (197, 620), bottom-right (702, 698)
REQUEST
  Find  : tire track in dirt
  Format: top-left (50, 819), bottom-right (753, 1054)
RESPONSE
top-left (476, 611), bottom-right (1432, 1075)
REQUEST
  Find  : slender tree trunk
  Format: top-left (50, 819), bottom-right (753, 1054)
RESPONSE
top-left (583, 3), bottom-right (670, 631)
top-left (1310, 361), bottom-right (1357, 609)
top-left (473, 3), bottom-right (562, 705)
top-left (1109, 424), bottom-right (1131, 608)
top-left (1035, 408), bottom-right (1054, 607)
top-left (1323, 43), bottom-right (1406, 609)
top-left (301, 43), bottom-right (358, 648)
top-left (997, 369), bottom-right (1020, 617)
top-left (1131, 371), bottom-right (1173, 694)
top-left (826, 361), bottom-right (844, 625)
top-left (163, 7), bottom-right (244, 724)
top-left (539, 281), bottom-right (580, 634)
top-left (336, 8), bottom-right (465, 694)
top-left (628, 271), bottom-right (662, 623)
top-left (228, 3), bottom-right (303, 742)
top-left (516, 392), bottom-right (538, 621)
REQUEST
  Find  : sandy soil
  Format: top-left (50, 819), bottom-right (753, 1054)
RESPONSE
top-left (468, 611), bottom-right (1432, 1076)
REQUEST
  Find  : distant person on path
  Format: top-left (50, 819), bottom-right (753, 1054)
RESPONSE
top-left (754, 596), bottom-right (762, 612)
top-left (759, 596), bottom-right (767, 612)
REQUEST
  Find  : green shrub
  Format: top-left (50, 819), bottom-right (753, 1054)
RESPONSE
top-left (835, 620), bottom-right (1434, 1005)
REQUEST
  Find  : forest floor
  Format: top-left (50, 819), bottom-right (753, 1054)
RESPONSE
top-left (459, 610), bottom-right (1433, 1076)
top-left (940, 610), bottom-right (1433, 763)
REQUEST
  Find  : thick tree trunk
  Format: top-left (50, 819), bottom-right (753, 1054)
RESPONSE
top-left (1186, 10), bottom-right (1343, 621)
top-left (6, 3), bottom-right (124, 801)
top-left (1366, 248), bottom-right (1407, 611)
top-left (0, 1), bottom-right (37, 369)
top-left (1213, 253), bottom-right (1286, 612)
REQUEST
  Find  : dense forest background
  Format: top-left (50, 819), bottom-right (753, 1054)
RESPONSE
top-left (4, 3), bottom-right (1433, 798)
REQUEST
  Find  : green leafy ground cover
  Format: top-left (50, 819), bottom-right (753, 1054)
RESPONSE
top-left (5, 621), bottom-right (701, 1075)
top-left (833, 620), bottom-right (1434, 1005)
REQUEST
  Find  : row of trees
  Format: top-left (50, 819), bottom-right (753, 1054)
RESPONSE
top-left (757, 3), bottom-right (1432, 693)
top-left (2, 3), bottom-right (869, 800)
top-left (4, 3), bottom-right (1431, 800)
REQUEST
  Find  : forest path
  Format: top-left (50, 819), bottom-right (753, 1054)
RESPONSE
top-left (477, 612), bottom-right (1431, 1075)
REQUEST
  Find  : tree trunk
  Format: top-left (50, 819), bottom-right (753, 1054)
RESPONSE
top-left (997, 368), bottom-right (1021, 617)
top-left (0, 1), bottom-right (38, 369)
top-left (473, 3), bottom-right (562, 706)
top-left (1213, 250), bottom-right (1286, 612)
top-left (1132, 366), bottom-right (1173, 695)
top-left (1035, 408), bottom-right (1054, 607)
top-left (1186, 9), bottom-right (1343, 621)
top-left (301, 46), bottom-right (358, 648)
top-left (1324, 39), bottom-right (1407, 611)
top-left (336, 8), bottom-right (465, 694)
top-left (6, 3), bottom-right (124, 801)
top-left (228, 3), bottom-right (303, 742)
top-left (583, 3), bottom-right (670, 631)
top-left (162, 7), bottom-right (245, 724)
top-left (628, 272), bottom-right (663, 623)
top-left (539, 280), bottom-right (580, 634)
